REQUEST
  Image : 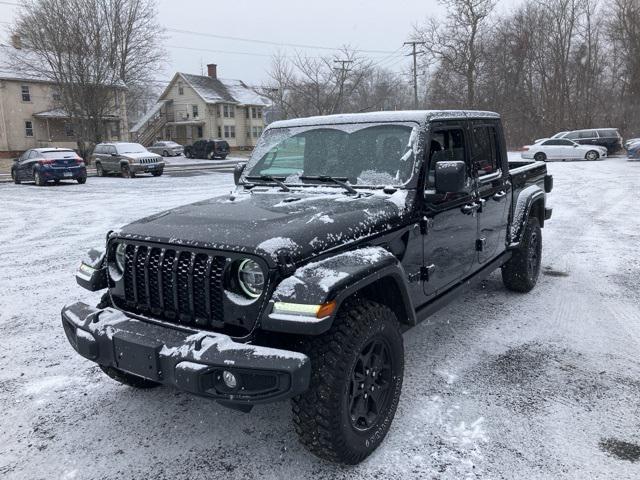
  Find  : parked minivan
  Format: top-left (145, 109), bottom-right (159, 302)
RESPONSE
top-left (561, 129), bottom-right (622, 153)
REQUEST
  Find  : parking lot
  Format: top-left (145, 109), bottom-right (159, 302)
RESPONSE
top-left (0, 156), bottom-right (639, 479)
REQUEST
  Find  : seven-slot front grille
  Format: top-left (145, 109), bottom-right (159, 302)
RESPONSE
top-left (122, 244), bottom-right (226, 328)
top-left (138, 157), bottom-right (159, 164)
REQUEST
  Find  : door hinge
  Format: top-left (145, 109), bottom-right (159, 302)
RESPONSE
top-left (476, 238), bottom-right (486, 252)
top-left (420, 216), bottom-right (432, 235)
top-left (421, 264), bottom-right (436, 281)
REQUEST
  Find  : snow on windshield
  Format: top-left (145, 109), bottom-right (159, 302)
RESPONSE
top-left (243, 122), bottom-right (420, 187)
top-left (117, 143), bottom-right (147, 154)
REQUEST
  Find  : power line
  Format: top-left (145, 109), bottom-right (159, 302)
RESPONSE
top-left (166, 28), bottom-right (397, 55)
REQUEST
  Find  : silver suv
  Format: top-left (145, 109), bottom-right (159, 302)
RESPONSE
top-left (92, 142), bottom-right (165, 178)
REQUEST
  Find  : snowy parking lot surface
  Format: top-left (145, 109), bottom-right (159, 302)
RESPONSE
top-left (1, 157), bottom-right (639, 479)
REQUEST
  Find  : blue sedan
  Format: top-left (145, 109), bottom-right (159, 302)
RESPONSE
top-left (627, 141), bottom-right (640, 159)
top-left (11, 148), bottom-right (87, 186)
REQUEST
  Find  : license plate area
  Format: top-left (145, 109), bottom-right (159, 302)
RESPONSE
top-left (63, 171), bottom-right (73, 177)
top-left (113, 333), bottom-right (162, 380)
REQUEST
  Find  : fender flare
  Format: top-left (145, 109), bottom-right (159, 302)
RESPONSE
top-left (510, 185), bottom-right (545, 246)
top-left (262, 246), bottom-right (416, 335)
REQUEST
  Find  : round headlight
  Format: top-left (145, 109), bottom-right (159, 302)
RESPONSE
top-left (237, 259), bottom-right (264, 298)
top-left (114, 243), bottom-right (126, 273)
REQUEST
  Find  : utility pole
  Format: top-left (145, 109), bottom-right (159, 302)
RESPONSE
top-left (404, 41), bottom-right (425, 109)
top-left (333, 59), bottom-right (354, 113)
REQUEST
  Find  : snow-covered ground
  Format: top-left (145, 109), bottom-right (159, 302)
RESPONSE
top-left (1, 157), bottom-right (639, 479)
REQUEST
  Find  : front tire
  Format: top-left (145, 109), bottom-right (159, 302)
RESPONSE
top-left (151, 169), bottom-right (163, 177)
top-left (99, 366), bottom-right (161, 389)
top-left (292, 300), bottom-right (404, 464)
top-left (77, 176), bottom-right (87, 184)
top-left (11, 169), bottom-right (20, 184)
top-left (96, 163), bottom-right (105, 177)
top-left (121, 164), bottom-right (135, 178)
top-left (162, 150), bottom-right (169, 157)
top-left (585, 150), bottom-right (599, 161)
top-left (534, 152), bottom-right (546, 162)
top-left (502, 216), bottom-right (542, 292)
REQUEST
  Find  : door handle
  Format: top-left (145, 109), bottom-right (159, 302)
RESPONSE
top-left (492, 190), bottom-right (507, 201)
top-left (461, 203), bottom-right (480, 215)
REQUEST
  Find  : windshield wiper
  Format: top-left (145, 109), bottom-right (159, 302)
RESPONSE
top-left (246, 175), bottom-right (291, 192)
top-left (299, 175), bottom-right (358, 195)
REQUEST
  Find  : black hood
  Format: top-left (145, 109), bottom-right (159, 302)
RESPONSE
top-left (118, 187), bottom-right (416, 266)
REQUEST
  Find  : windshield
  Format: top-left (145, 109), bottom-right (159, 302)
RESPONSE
top-left (244, 122), bottom-right (418, 187)
top-left (116, 143), bottom-right (147, 154)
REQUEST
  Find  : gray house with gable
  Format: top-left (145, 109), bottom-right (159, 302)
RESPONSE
top-left (131, 64), bottom-right (270, 149)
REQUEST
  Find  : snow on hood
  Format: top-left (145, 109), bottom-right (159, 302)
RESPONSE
top-left (117, 188), bottom-right (415, 265)
top-left (121, 151), bottom-right (162, 159)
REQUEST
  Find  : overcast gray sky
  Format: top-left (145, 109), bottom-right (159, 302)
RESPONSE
top-left (0, 0), bottom-right (519, 86)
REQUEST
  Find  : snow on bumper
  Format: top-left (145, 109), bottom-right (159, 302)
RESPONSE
top-left (61, 302), bottom-right (310, 404)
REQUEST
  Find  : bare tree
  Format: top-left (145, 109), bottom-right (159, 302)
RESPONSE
top-left (262, 48), bottom-right (411, 120)
top-left (9, 0), bottom-right (164, 155)
top-left (414, 0), bottom-right (496, 107)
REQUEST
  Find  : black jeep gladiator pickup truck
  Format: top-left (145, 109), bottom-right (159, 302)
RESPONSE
top-left (63, 110), bottom-right (552, 464)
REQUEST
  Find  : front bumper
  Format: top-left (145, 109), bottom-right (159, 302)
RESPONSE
top-left (130, 162), bottom-right (165, 173)
top-left (61, 302), bottom-right (311, 404)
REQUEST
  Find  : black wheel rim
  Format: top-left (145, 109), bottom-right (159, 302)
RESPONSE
top-left (348, 336), bottom-right (393, 432)
top-left (528, 231), bottom-right (540, 276)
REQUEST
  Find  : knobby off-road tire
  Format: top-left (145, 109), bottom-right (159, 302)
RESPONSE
top-left (292, 299), bottom-right (404, 464)
top-left (502, 216), bottom-right (542, 292)
top-left (100, 365), bottom-right (161, 389)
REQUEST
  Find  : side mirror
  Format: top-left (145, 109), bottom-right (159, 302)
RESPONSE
top-left (233, 162), bottom-right (247, 185)
top-left (573, 144), bottom-right (578, 148)
top-left (434, 161), bottom-right (469, 194)
top-left (111, 153), bottom-right (118, 157)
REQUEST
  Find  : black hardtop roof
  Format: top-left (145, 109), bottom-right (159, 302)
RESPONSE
top-left (267, 110), bottom-right (500, 130)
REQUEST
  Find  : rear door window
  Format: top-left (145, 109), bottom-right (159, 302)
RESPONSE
top-left (471, 124), bottom-right (499, 177)
top-left (579, 130), bottom-right (597, 139)
top-left (564, 131), bottom-right (580, 140)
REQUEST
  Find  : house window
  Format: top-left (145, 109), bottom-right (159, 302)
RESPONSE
top-left (217, 126), bottom-right (222, 138)
top-left (223, 105), bottom-right (235, 118)
top-left (52, 90), bottom-right (61, 102)
top-left (257, 107), bottom-right (262, 119)
top-left (245, 107), bottom-right (250, 119)
top-left (25, 120), bottom-right (33, 137)
top-left (224, 125), bottom-right (236, 138)
top-left (251, 107), bottom-right (257, 119)
top-left (217, 105), bottom-right (221, 118)
top-left (197, 126), bottom-right (203, 138)
top-left (192, 105), bottom-right (199, 118)
top-left (178, 83), bottom-right (184, 95)
top-left (64, 122), bottom-right (74, 137)
top-left (21, 85), bottom-right (31, 102)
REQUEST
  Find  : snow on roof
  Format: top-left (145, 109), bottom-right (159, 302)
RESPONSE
top-left (33, 108), bottom-right (70, 118)
top-left (178, 72), bottom-right (270, 106)
top-left (0, 44), bottom-right (51, 83)
top-left (0, 44), bottom-right (127, 87)
top-left (268, 110), bottom-right (500, 129)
